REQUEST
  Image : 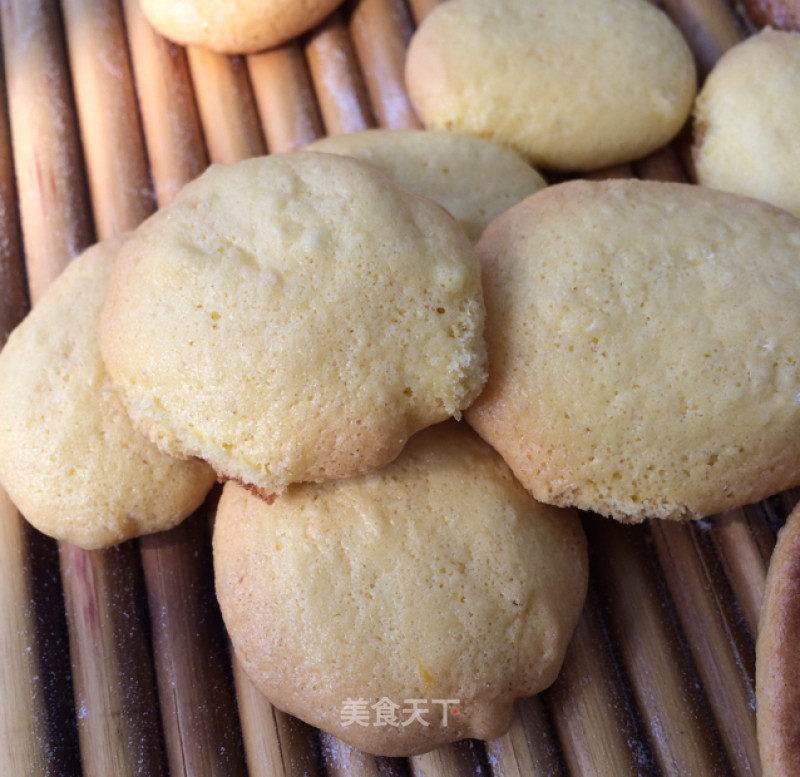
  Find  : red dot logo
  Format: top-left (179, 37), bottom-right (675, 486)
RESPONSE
top-left (450, 705), bottom-right (460, 716)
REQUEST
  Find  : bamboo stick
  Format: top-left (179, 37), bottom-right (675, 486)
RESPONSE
top-left (410, 740), bottom-right (488, 777)
top-left (0, 0), bottom-right (92, 301)
top-left (484, 699), bottom-right (562, 777)
top-left (650, 520), bottom-right (760, 777)
top-left (320, 732), bottom-right (407, 777)
top-left (122, 0), bottom-right (207, 204)
top-left (232, 659), bottom-right (324, 777)
top-left (659, 0), bottom-right (745, 76)
top-left (247, 44), bottom-right (324, 152)
top-left (347, 0), bottom-right (421, 129)
top-left (543, 585), bottom-right (654, 776)
top-left (61, 0), bottom-right (153, 237)
top-left (304, 12), bottom-right (376, 135)
top-left (587, 517), bottom-right (730, 777)
top-left (186, 47), bottom-right (266, 163)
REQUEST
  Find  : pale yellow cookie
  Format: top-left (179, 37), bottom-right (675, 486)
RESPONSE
top-left (0, 238), bottom-right (216, 550)
top-left (405, 0), bottom-right (697, 172)
top-left (139, 0), bottom-right (343, 54)
top-left (307, 129), bottom-right (547, 241)
top-left (100, 152), bottom-right (487, 498)
top-left (756, 501), bottom-right (800, 777)
top-left (213, 421), bottom-right (588, 756)
top-left (693, 29), bottom-right (800, 218)
top-left (466, 179), bottom-right (800, 522)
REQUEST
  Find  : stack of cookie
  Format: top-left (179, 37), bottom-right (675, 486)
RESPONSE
top-left (1, 0), bottom-right (799, 761)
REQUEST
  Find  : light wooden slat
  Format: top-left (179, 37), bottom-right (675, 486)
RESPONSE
top-left (0, 0), bottom-right (92, 301)
top-left (650, 520), bottom-right (760, 777)
top-left (659, 0), bottom-right (744, 76)
top-left (410, 739), bottom-right (489, 777)
top-left (140, 508), bottom-right (248, 777)
top-left (61, 0), bottom-right (152, 237)
top-left (320, 732), bottom-right (408, 777)
top-left (544, 586), bottom-right (654, 776)
top-left (232, 659), bottom-right (324, 777)
top-left (122, 0), bottom-right (207, 204)
top-left (485, 699), bottom-right (563, 777)
top-left (347, 0), bottom-right (421, 129)
top-left (587, 517), bottom-right (730, 777)
top-left (187, 47), bottom-right (266, 163)
top-left (247, 44), bottom-right (324, 152)
top-left (304, 12), bottom-right (375, 135)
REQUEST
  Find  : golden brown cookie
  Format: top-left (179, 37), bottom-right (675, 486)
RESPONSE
top-left (0, 238), bottom-right (216, 549)
top-left (756, 502), bottom-right (800, 777)
top-left (405, 0), bottom-right (696, 172)
top-left (213, 421), bottom-right (588, 756)
top-left (139, 0), bottom-right (344, 54)
top-left (307, 129), bottom-right (547, 241)
top-left (693, 29), bottom-right (800, 218)
top-left (466, 179), bottom-right (800, 522)
top-left (100, 152), bottom-right (487, 498)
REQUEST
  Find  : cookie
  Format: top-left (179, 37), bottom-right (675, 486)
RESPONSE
top-left (465, 179), bottom-right (800, 523)
top-left (139, 0), bottom-right (343, 54)
top-left (0, 238), bottom-right (216, 549)
top-left (100, 152), bottom-right (487, 498)
top-left (213, 421), bottom-right (588, 756)
top-left (404, 0), bottom-right (697, 172)
top-left (739, 0), bottom-right (800, 30)
top-left (307, 129), bottom-right (547, 241)
top-left (693, 29), bottom-right (800, 218)
top-left (756, 501), bottom-right (800, 777)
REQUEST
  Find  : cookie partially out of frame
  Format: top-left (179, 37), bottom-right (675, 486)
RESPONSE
top-left (466, 178), bottom-right (800, 522)
top-left (139, 0), bottom-right (343, 54)
top-left (693, 29), bottom-right (800, 218)
top-left (100, 152), bottom-right (487, 498)
top-left (739, 0), bottom-right (800, 30)
top-left (214, 421), bottom-right (588, 756)
top-left (308, 129), bottom-right (547, 241)
top-left (405, 0), bottom-right (696, 172)
top-left (756, 502), bottom-right (800, 777)
top-left (0, 238), bottom-right (216, 549)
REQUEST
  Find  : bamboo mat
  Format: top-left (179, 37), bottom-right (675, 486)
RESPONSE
top-left (0, 0), bottom-right (796, 775)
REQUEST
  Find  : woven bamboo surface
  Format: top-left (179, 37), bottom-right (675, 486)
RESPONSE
top-left (0, 0), bottom-right (796, 775)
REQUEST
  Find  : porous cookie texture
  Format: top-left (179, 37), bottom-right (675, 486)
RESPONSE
top-left (404, 0), bottom-right (697, 172)
top-left (739, 0), bottom-right (800, 30)
top-left (0, 238), bottom-right (216, 550)
top-left (756, 502), bottom-right (800, 777)
top-left (307, 129), bottom-right (547, 241)
top-left (100, 152), bottom-right (488, 498)
top-left (693, 29), bottom-right (800, 218)
top-left (213, 421), bottom-right (588, 756)
top-left (139, 0), bottom-right (342, 54)
top-left (466, 179), bottom-right (800, 523)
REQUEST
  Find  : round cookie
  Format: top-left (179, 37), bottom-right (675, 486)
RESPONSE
top-left (100, 152), bottom-right (488, 498)
top-left (213, 421), bottom-right (588, 757)
top-left (693, 29), bottom-right (800, 218)
top-left (404, 0), bottom-right (697, 172)
top-left (756, 502), bottom-right (800, 777)
top-left (0, 238), bottom-right (216, 550)
top-left (465, 179), bottom-right (800, 523)
top-left (139, 0), bottom-right (343, 54)
top-left (307, 129), bottom-right (547, 241)
top-left (739, 0), bottom-right (800, 30)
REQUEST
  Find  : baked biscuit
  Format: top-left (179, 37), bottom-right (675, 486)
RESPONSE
top-left (466, 179), bottom-right (800, 522)
top-left (693, 29), bottom-right (800, 218)
top-left (213, 421), bottom-right (588, 756)
top-left (0, 238), bottom-right (216, 550)
top-left (756, 502), bottom-right (800, 777)
top-left (307, 129), bottom-right (547, 241)
top-left (100, 152), bottom-right (487, 498)
top-left (139, 0), bottom-right (343, 54)
top-left (404, 0), bottom-right (697, 172)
